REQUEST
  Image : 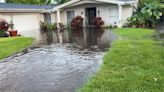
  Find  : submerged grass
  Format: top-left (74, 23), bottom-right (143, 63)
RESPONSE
top-left (78, 28), bottom-right (164, 92)
top-left (0, 37), bottom-right (33, 60)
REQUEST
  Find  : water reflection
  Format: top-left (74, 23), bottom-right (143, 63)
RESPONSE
top-left (0, 28), bottom-right (117, 92)
top-left (40, 28), bottom-right (117, 50)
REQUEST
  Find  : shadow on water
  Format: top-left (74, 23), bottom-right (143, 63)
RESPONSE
top-left (40, 27), bottom-right (117, 51)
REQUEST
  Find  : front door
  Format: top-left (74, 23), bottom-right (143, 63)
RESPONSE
top-left (86, 8), bottom-right (96, 25)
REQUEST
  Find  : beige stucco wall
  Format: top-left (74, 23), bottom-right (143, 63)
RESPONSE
top-left (122, 5), bottom-right (133, 26)
top-left (60, 11), bottom-right (67, 24)
top-left (53, 13), bottom-right (57, 23)
top-left (50, 12), bottom-right (57, 23)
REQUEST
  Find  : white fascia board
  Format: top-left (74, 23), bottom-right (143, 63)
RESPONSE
top-left (70, 0), bottom-right (103, 6)
top-left (50, 0), bottom-right (136, 12)
top-left (95, 0), bottom-right (124, 5)
top-left (0, 8), bottom-right (44, 13)
top-left (52, 0), bottom-right (80, 11)
top-left (125, 1), bottom-right (138, 4)
top-left (96, 0), bottom-right (136, 5)
top-left (0, 8), bottom-right (44, 11)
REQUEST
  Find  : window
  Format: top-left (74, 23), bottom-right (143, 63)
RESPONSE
top-left (67, 11), bottom-right (75, 25)
top-left (43, 13), bottom-right (51, 24)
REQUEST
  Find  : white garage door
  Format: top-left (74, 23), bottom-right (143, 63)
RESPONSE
top-left (2, 14), bottom-right (39, 31)
top-left (2, 14), bottom-right (41, 40)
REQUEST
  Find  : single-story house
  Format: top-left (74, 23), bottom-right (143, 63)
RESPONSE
top-left (51, 0), bottom-right (137, 28)
top-left (0, 0), bottom-right (138, 40)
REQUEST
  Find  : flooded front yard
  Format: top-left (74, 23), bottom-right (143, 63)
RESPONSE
top-left (0, 28), bottom-right (116, 92)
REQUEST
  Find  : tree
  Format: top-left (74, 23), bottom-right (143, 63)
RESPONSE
top-left (128, 2), bottom-right (163, 28)
top-left (138, 0), bottom-right (164, 7)
top-left (141, 3), bottom-right (163, 26)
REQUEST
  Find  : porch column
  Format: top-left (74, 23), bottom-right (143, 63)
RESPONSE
top-left (50, 12), bottom-right (55, 23)
top-left (57, 10), bottom-right (61, 28)
top-left (118, 4), bottom-right (123, 28)
top-left (41, 13), bottom-right (44, 22)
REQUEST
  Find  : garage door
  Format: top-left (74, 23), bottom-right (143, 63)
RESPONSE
top-left (2, 14), bottom-right (39, 32)
top-left (2, 14), bottom-right (41, 40)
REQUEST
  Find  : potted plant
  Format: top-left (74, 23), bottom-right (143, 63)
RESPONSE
top-left (71, 16), bottom-right (83, 31)
top-left (9, 21), bottom-right (18, 37)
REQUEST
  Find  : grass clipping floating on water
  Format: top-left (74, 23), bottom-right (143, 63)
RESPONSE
top-left (78, 28), bottom-right (164, 92)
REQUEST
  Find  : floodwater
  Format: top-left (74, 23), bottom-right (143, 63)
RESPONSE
top-left (40, 28), bottom-right (116, 50)
top-left (0, 28), bottom-right (117, 92)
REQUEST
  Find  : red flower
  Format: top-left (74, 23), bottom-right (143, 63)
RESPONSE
top-left (0, 19), bottom-right (9, 31)
top-left (71, 16), bottom-right (83, 31)
top-left (94, 17), bottom-right (104, 28)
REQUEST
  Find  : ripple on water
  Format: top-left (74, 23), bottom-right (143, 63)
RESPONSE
top-left (0, 43), bottom-right (104, 92)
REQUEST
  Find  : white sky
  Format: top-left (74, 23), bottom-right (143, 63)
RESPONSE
top-left (0, 0), bottom-right (5, 3)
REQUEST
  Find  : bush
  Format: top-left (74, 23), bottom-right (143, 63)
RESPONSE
top-left (0, 19), bottom-right (9, 37)
top-left (104, 25), bottom-right (113, 29)
top-left (40, 22), bottom-right (57, 31)
top-left (93, 17), bottom-right (104, 28)
top-left (59, 23), bottom-right (65, 31)
top-left (0, 30), bottom-right (6, 37)
top-left (0, 19), bottom-right (9, 31)
top-left (127, 14), bottom-right (146, 28)
top-left (71, 16), bottom-right (83, 31)
top-left (138, 0), bottom-right (162, 8)
top-left (128, 2), bottom-right (163, 28)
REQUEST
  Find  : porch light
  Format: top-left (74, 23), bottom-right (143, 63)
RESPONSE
top-left (81, 11), bottom-right (83, 15)
top-left (98, 10), bottom-right (100, 16)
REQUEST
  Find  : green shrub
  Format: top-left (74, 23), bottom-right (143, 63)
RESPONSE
top-left (0, 30), bottom-right (8, 37)
top-left (128, 2), bottom-right (163, 28)
top-left (40, 22), bottom-right (57, 31)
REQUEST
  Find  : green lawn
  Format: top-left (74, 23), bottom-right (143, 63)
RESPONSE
top-left (0, 37), bottom-right (33, 60)
top-left (78, 28), bottom-right (164, 92)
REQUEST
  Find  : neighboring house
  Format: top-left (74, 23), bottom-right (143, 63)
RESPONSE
top-left (0, 0), bottom-right (138, 39)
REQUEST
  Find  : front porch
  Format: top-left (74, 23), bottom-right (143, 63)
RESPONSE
top-left (50, 0), bottom-right (135, 28)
